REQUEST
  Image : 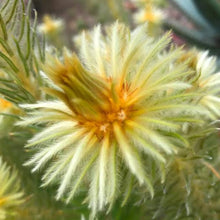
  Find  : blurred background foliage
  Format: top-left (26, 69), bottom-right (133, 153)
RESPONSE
top-left (32, 0), bottom-right (220, 57)
top-left (166, 0), bottom-right (220, 56)
top-left (32, 0), bottom-right (130, 48)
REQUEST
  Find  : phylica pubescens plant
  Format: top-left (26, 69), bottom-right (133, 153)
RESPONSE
top-left (18, 22), bottom-right (220, 217)
top-left (0, 0), bottom-right (220, 219)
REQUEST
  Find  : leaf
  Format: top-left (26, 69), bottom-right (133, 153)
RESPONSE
top-left (192, 0), bottom-right (220, 31)
top-left (0, 50), bottom-right (18, 72)
top-left (170, 0), bottom-right (216, 32)
top-left (0, 14), bottom-right (7, 40)
top-left (164, 20), bottom-right (220, 55)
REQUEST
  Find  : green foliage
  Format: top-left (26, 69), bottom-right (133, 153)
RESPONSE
top-left (165, 0), bottom-right (220, 56)
top-left (0, 0), bottom-right (44, 105)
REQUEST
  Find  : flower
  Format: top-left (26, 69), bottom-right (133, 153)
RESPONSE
top-left (134, 4), bottom-right (163, 24)
top-left (18, 23), bottom-right (219, 216)
top-left (0, 157), bottom-right (23, 219)
top-left (132, 1), bottom-right (164, 36)
top-left (38, 15), bottom-right (64, 35)
top-left (179, 50), bottom-right (220, 119)
top-left (194, 52), bottom-right (220, 118)
top-left (0, 98), bottom-right (12, 112)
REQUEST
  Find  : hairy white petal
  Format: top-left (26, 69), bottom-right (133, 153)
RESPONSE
top-left (27, 131), bottom-right (84, 172)
top-left (92, 25), bottom-right (106, 76)
top-left (41, 152), bottom-right (75, 187)
top-left (113, 123), bottom-right (154, 197)
top-left (132, 32), bottom-right (171, 86)
top-left (20, 101), bottom-right (72, 115)
top-left (98, 135), bottom-right (109, 210)
top-left (88, 161), bottom-right (100, 217)
top-left (106, 143), bottom-right (118, 210)
top-left (56, 131), bottom-right (95, 199)
top-left (126, 120), bottom-right (175, 154)
top-left (109, 21), bottom-right (125, 79)
top-left (16, 113), bottom-right (71, 126)
top-left (27, 121), bottom-right (76, 145)
top-left (66, 150), bottom-right (98, 203)
top-left (131, 132), bottom-right (166, 163)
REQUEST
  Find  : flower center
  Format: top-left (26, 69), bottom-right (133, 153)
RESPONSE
top-left (76, 81), bottom-right (131, 140)
top-left (50, 54), bottom-right (135, 140)
top-left (81, 108), bottom-right (128, 140)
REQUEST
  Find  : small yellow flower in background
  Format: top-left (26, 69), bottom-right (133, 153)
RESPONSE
top-left (0, 99), bottom-right (12, 112)
top-left (38, 15), bottom-right (64, 35)
top-left (134, 4), bottom-right (163, 24)
top-left (0, 157), bottom-right (23, 220)
top-left (38, 15), bottom-right (66, 50)
top-left (0, 98), bottom-right (21, 137)
top-left (132, 0), bottom-right (164, 36)
top-left (18, 22), bottom-right (220, 217)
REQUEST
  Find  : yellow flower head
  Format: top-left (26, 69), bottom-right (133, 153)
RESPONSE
top-left (38, 15), bottom-right (63, 35)
top-left (134, 4), bottom-right (163, 24)
top-left (0, 157), bottom-right (23, 219)
top-left (0, 99), bottom-right (12, 112)
top-left (18, 23), bottom-right (220, 217)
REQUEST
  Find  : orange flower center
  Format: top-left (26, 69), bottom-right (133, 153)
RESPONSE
top-left (78, 81), bottom-right (134, 140)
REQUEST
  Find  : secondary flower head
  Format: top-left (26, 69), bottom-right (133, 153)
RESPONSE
top-left (0, 98), bottom-right (12, 112)
top-left (0, 157), bottom-right (23, 219)
top-left (38, 15), bottom-right (64, 35)
top-left (179, 49), bottom-right (220, 119)
top-left (132, 0), bottom-right (164, 36)
top-left (134, 4), bottom-right (163, 24)
top-left (18, 22), bottom-right (219, 217)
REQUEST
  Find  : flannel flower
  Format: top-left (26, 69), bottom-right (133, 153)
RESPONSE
top-left (18, 22), bottom-right (220, 216)
top-left (0, 157), bottom-right (23, 219)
